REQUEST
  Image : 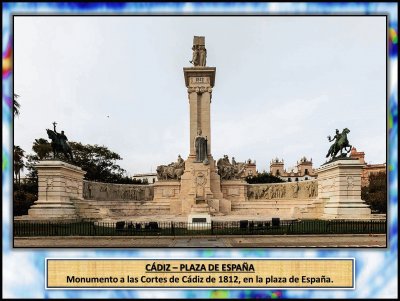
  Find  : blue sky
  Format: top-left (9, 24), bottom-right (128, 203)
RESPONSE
top-left (14, 16), bottom-right (386, 175)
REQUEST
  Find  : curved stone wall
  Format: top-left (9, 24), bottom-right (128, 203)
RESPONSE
top-left (247, 180), bottom-right (318, 200)
top-left (83, 180), bottom-right (154, 201)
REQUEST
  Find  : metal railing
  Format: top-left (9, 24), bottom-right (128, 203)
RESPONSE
top-left (13, 219), bottom-right (386, 237)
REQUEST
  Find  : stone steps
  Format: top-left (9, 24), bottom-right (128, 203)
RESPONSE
top-left (190, 203), bottom-right (214, 214)
top-left (78, 204), bottom-right (170, 208)
top-left (108, 208), bottom-right (170, 214)
top-left (75, 200), bottom-right (169, 206)
top-left (230, 199), bottom-right (321, 219)
top-left (233, 204), bottom-right (312, 207)
top-left (236, 199), bottom-right (316, 204)
top-left (231, 201), bottom-right (315, 210)
top-left (14, 215), bottom-right (80, 222)
top-left (73, 199), bottom-right (171, 220)
top-left (75, 200), bottom-right (170, 206)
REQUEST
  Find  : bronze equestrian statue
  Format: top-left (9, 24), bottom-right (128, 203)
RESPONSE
top-left (326, 128), bottom-right (352, 161)
top-left (46, 122), bottom-right (73, 161)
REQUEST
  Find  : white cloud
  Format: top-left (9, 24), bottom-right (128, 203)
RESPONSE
top-left (3, 252), bottom-right (43, 298)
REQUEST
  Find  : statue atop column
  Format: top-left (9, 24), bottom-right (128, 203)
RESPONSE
top-left (194, 129), bottom-right (208, 163)
top-left (189, 36), bottom-right (207, 67)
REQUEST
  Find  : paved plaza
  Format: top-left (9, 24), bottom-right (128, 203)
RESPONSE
top-left (14, 234), bottom-right (386, 248)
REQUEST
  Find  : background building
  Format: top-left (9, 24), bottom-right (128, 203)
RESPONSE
top-left (132, 173), bottom-right (157, 184)
top-left (270, 156), bottom-right (317, 182)
top-left (350, 147), bottom-right (386, 187)
top-left (241, 159), bottom-right (257, 178)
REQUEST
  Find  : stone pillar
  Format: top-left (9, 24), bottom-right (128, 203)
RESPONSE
top-left (188, 91), bottom-right (198, 156)
top-left (184, 67), bottom-right (216, 156)
top-left (27, 160), bottom-right (86, 220)
top-left (201, 90), bottom-right (212, 155)
top-left (316, 159), bottom-right (371, 219)
top-left (177, 67), bottom-right (229, 215)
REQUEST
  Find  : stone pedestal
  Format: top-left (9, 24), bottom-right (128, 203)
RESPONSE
top-left (221, 180), bottom-right (247, 203)
top-left (27, 160), bottom-right (86, 220)
top-left (316, 159), bottom-right (371, 219)
top-left (178, 155), bottom-right (229, 215)
top-left (153, 181), bottom-right (180, 200)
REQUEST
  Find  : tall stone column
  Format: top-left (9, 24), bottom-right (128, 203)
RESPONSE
top-left (188, 90), bottom-right (198, 156)
top-left (184, 68), bottom-right (216, 158)
top-left (170, 36), bottom-right (231, 217)
top-left (202, 90), bottom-right (212, 155)
top-left (175, 66), bottom-right (228, 215)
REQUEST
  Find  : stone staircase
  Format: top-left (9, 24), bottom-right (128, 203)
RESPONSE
top-left (292, 199), bottom-right (326, 219)
top-left (190, 203), bottom-right (212, 213)
top-left (231, 198), bottom-right (322, 219)
top-left (189, 199), bottom-right (222, 216)
top-left (72, 198), bottom-right (170, 221)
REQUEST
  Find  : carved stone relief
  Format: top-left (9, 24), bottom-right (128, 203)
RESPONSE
top-left (83, 181), bottom-right (154, 201)
top-left (247, 180), bottom-right (318, 200)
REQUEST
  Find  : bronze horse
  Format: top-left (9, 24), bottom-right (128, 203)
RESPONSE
top-left (46, 129), bottom-right (74, 161)
top-left (326, 128), bottom-right (352, 160)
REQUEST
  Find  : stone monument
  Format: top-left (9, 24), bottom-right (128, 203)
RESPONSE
top-left (154, 36), bottom-right (251, 226)
top-left (18, 39), bottom-right (378, 226)
top-left (19, 125), bottom-right (85, 221)
top-left (317, 128), bottom-right (371, 219)
top-left (317, 159), bottom-right (371, 219)
top-left (27, 160), bottom-right (85, 220)
top-left (179, 36), bottom-right (231, 224)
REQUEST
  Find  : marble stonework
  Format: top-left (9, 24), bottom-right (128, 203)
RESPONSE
top-left (27, 160), bottom-right (85, 220)
top-left (83, 180), bottom-right (153, 201)
top-left (21, 37), bottom-right (376, 222)
top-left (247, 181), bottom-right (318, 200)
top-left (317, 159), bottom-right (371, 219)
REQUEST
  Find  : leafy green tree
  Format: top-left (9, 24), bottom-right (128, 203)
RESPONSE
top-left (13, 181), bottom-right (38, 216)
top-left (361, 171), bottom-right (387, 213)
top-left (25, 138), bottom-right (138, 184)
top-left (69, 142), bottom-right (134, 183)
top-left (32, 138), bottom-right (52, 160)
top-left (246, 172), bottom-right (284, 184)
top-left (24, 139), bottom-right (52, 183)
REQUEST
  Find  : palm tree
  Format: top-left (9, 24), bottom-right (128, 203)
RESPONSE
top-left (13, 145), bottom-right (25, 185)
top-left (14, 94), bottom-right (21, 117)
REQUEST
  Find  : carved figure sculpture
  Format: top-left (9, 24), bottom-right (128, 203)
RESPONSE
top-left (189, 36), bottom-right (207, 67)
top-left (217, 155), bottom-right (247, 180)
top-left (156, 155), bottom-right (186, 180)
top-left (194, 129), bottom-right (208, 163)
